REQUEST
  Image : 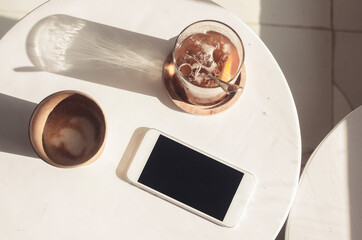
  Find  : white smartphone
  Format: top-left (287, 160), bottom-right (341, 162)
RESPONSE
top-left (126, 129), bottom-right (255, 227)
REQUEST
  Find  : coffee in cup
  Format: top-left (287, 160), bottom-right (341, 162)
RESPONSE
top-left (29, 90), bottom-right (106, 168)
top-left (172, 20), bottom-right (245, 105)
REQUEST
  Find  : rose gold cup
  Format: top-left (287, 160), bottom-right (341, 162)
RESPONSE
top-left (172, 20), bottom-right (245, 105)
top-left (29, 90), bottom-right (106, 168)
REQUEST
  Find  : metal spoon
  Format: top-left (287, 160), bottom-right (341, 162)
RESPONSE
top-left (208, 75), bottom-right (243, 95)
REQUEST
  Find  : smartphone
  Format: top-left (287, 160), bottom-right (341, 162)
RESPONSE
top-left (126, 129), bottom-right (255, 227)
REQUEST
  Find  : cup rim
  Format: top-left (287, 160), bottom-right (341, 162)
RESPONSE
top-left (172, 19), bottom-right (245, 89)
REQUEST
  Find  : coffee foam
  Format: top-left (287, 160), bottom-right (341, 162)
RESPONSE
top-left (50, 117), bottom-right (96, 157)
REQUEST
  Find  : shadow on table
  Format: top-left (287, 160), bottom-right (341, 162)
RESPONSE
top-left (15, 14), bottom-right (180, 112)
top-left (0, 16), bottom-right (18, 39)
top-left (0, 93), bottom-right (38, 158)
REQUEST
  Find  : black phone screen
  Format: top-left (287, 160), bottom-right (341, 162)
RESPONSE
top-left (138, 135), bottom-right (244, 221)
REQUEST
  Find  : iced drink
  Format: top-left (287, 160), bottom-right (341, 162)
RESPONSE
top-left (174, 31), bottom-right (240, 88)
top-left (172, 20), bottom-right (244, 105)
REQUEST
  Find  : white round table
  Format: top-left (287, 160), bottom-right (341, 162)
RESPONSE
top-left (0, 0), bottom-right (301, 239)
top-left (286, 106), bottom-right (362, 240)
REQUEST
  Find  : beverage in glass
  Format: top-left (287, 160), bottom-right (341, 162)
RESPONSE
top-left (172, 20), bottom-right (244, 105)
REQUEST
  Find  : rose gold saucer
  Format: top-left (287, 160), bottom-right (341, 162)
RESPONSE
top-left (162, 54), bottom-right (246, 115)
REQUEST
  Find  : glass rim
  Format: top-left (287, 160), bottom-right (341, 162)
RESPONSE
top-left (172, 19), bottom-right (245, 89)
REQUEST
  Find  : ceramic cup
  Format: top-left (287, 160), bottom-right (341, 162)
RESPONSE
top-left (29, 90), bottom-right (106, 168)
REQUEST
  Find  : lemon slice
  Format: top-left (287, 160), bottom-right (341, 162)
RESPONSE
top-left (220, 57), bottom-right (231, 82)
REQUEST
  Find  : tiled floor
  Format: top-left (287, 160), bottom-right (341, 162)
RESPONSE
top-left (1, 0), bottom-right (361, 239)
